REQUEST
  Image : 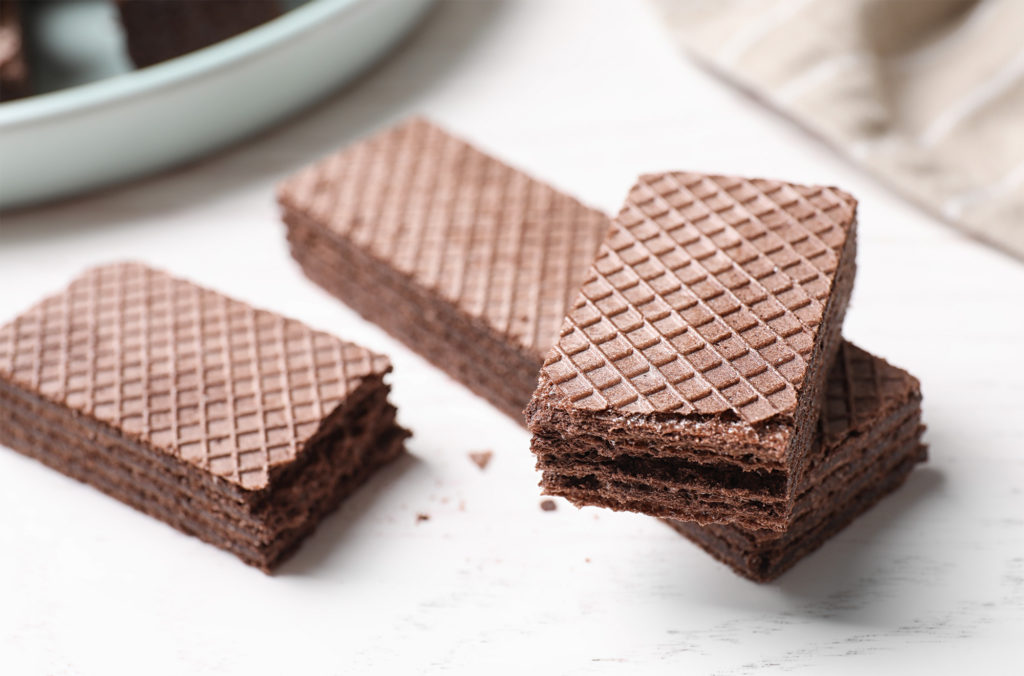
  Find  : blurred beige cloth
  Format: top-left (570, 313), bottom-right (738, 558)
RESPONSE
top-left (653, 0), bottom-right (1024, 260)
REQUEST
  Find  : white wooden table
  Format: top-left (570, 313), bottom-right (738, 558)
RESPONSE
top-left (1, 2), bottom-right (1022, 673)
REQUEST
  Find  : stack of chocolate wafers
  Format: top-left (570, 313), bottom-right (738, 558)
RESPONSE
top-left (525, 173), bottom-right (925, 580)
top-left (279, 118), bottom-right (925, 581)
top-left (0, 263), bottom-right (408, 572)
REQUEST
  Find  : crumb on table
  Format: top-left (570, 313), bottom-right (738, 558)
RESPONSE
top-left (468, 450), bottom-right (493, 470)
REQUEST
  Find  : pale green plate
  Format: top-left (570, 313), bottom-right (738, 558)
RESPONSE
top-left (0, 0), bottom-right (433, 210)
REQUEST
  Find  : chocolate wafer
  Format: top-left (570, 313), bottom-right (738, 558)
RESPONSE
top-left (277, 117), bottom-right (610, 423)
top-left (527, 172), bottom-right (858, 531)
top-left (0, 263), bottom-right (408, 571)
top-left (0, 0), bottom-right (28, 101)
top-left (116, 0), bottom-right (281, 68)
top-left (666, 342), bottom-right (926, 581)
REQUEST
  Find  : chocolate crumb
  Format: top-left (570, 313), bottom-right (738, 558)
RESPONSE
top-left (540, 499), bottom-right (557, 512)
top-left (416, 513), bottom-right (430, 523)
top-left (468, 450), bottom-right (493, 470)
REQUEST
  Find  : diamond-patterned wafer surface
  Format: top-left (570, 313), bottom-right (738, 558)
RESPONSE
top-left (668, 341), bottom-right (925, 581)
top-left (541, 172), bottom-right (857, 424)
top-left (821, 342), bottom-right (919, 444)
top-left (277, 117), bottom-right (610, 360)
top-left (0, 263), bottom-right (392, 490)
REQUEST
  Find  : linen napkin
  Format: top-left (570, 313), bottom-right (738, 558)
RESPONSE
top-left (653, 0), bottom-right (1024, 260)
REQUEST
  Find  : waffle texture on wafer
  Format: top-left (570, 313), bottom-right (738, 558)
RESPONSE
top-left (278, 117), bottom-right (610, 422)
top-left (0, 0), bottom-right (28, 101)
top-left (116, 0), bottom-right (281, 68)
top-left (0, 262), bottom-right (408, 571)
top-left (527, 172), bottom-right (858, 530)
top-left (667, 342), bottom-right (926, 582)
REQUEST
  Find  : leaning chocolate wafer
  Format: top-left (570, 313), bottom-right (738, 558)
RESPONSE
top-left (0, 263), bottom-right (408, 572)
top-left (277, 117), bottom-right (610, 423)
top-left (666, 342), bottom-right (926, 582)
top-left (527, 172), bottom-right (857, 531)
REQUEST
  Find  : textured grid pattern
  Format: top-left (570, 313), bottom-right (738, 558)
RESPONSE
top-left (117, 0), bottom-right (281, 68)
top-left (277, 117), bottom-right (610, 360)
top-left (0, 263), bottom-right (391, 490)
top-left (541, 172), bottom-right (857, 423)
top-left (821, 342), bottom-right (916, 443)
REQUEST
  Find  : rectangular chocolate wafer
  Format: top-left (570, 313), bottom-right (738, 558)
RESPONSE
top-left (527, 172), bottom-right (858, 531)
top-left (0, 262), bottom-right (408, 572)
top-left (116, 0), bottom-right (281, 68)
top-left (277, 117), bottom-right (611, 423)
top-left (666, 342), bottom-right (926, 581)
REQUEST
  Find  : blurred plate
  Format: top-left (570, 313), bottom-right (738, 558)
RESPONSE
top-left (0, 0), bottom-right (433, 210)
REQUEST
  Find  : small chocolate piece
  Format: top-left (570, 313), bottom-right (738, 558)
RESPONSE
top-left (540, 499), bottom-right (557, 512)
top-left (666, 342), bottom-right (926, 582)
top-left (527, 172), bottom-right (858, 531)
top-left (116, 0), bottom-right (281, 68)
top-left (416, 513), bottom-right (430, 523)
top-left (278, 117), bottom-right (610, 423)
top-left (0, 262), bottom-right (408, 572)
top-left (468, 450), bottom-right (493, 470)
top-left (0, 0), bottom-right (28, 101)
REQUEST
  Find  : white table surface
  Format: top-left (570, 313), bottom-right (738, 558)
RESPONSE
top-left (1, 2), bottom-right (1022, 674)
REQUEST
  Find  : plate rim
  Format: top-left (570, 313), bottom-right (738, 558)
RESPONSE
top-left (0, 0), bottom-right (368, 128)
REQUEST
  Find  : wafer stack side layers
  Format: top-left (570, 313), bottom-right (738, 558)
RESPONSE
top-left (669, 341), bottom-right (926, 581)
top-left (528, 172), bottom-right (858, 531)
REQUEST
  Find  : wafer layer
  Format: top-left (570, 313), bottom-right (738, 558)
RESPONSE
top-left (666, 342), bottom-right (926, 580)
top-left (278, 117), bottom-right (610, 423)
top-left (0, 378), bottom-right (400, 546)
top-left (667, 446), bottom-right (924, 582)
top-left (286, 217), bottom-right (535, 420)
top-left (0, 407), bottom-right (405, 569)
